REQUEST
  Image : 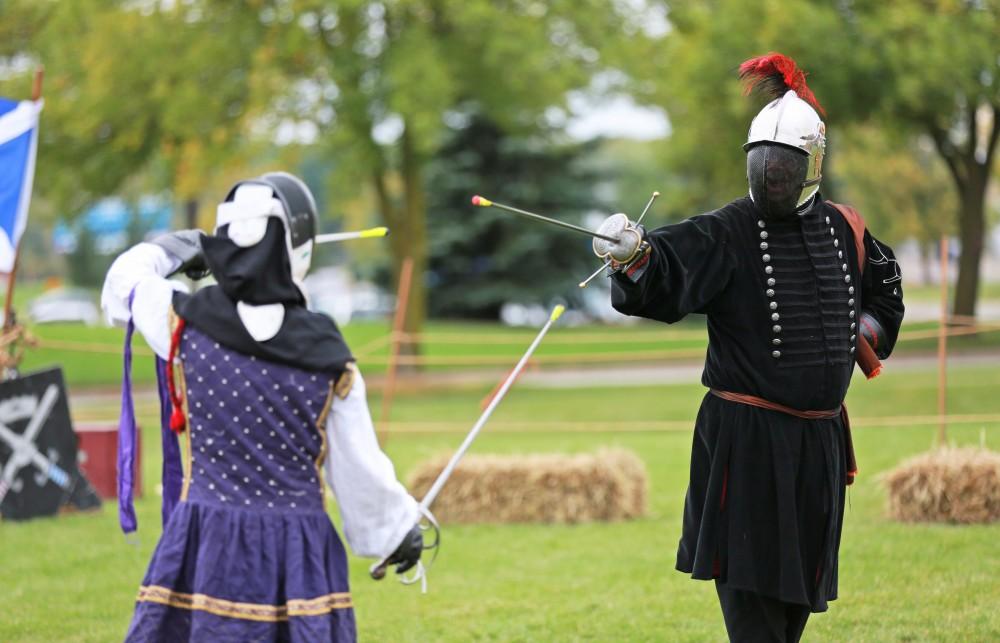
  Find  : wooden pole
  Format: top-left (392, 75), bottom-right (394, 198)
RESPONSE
top-left (378, 256), bottom-right (413, 441)
top-left (937, 234), bottom-right (948, 445)
top-left (2, 68), bottom-right (44, 336)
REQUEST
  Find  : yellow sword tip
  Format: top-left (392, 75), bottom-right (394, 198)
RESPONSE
top-left (359, 226), bottom-right (389, 238)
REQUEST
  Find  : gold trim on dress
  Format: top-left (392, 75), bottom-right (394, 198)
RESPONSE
top-left (334, 362), bottom-right (356, 400)
top-left (136, 585), bottom-right (352, 622)
top-left (313, 378), bottom-right (337, 501)
top-left (168, 308), bottom-right (195, 502)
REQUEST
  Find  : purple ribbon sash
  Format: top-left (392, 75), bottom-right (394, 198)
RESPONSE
top-left (157, 356), bottom-right (183, 526)
top-left (116, 310), bottom-right (138, 534)
top-left (117, 291), bottom-right (183, 534)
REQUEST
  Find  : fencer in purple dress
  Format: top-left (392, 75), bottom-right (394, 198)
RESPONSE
top-left (103, 173), bottom-right (423, 642)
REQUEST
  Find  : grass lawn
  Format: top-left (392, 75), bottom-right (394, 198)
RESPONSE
top-left (2, 361), bottom-right (1000, 642)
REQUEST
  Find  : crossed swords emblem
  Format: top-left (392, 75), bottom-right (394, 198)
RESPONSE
top-left (0, 384), bottom-right (72, 506)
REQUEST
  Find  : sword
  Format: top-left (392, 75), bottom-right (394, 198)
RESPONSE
top-left (0, 385), bottom-right (70, 505)
top-left (471, 196), bottom-right (621, 243)
top-left (370, 304), bottom-right (567, 584)
top-left (315, 226), bottom-right (389, 244)
top-left (578, 191), bottom-right (660, 289)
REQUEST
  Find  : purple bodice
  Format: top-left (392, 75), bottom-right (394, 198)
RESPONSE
top-left (180, 327), bottom-right (336, 514)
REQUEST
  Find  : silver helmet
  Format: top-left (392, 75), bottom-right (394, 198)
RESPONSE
top-left (740, 54), bottom-right (826, 214)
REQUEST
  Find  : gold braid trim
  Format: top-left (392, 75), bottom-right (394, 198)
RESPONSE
top-left (136, 585), bottom-right (353, 622)
top-left (168, 308), bottom-right (194, 502)
top-left (334, 362), bottom-right (357, 400)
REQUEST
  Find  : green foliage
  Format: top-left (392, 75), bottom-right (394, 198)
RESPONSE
top-left (64, 226), bottom-right (112, 289)
top-left (0, 0), bottom-right (267, 215)
top-left (651, 0), bottom-right (999, 313)
top-left (424, 118), bottom-right (605, 318)
top-left (833, 126), bottom-right (955, 247)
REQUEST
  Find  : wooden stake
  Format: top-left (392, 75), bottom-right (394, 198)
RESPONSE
top-left (937, 234), bottom-right (948, 445)
top-left (378, 256), bottom-right (414, 442)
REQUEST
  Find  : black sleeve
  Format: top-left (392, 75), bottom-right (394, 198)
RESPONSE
top-left (861, 231), bottom-right (905, 358)
top-left (610, 214), bottom-right (736, 324)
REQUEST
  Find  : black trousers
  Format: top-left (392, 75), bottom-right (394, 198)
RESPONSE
top-left (715, 581), bottom-right (811, 643)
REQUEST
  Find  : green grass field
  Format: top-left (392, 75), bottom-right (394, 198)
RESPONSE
top-left (2, 360), bottom-right (1000, 642)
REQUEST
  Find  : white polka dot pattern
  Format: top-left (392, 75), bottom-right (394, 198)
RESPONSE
top-left (180, 327), bottom-right (335, 512)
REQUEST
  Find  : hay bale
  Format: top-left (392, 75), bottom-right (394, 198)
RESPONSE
top-left (407, 448), bottom-right (649, 524)
top-left (882, 447), bottom-right (1000, 524)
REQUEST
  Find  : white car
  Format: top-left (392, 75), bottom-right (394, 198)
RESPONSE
top-left (28, 289), bottom-right (100, 325)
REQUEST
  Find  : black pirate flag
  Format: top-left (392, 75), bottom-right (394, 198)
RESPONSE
top-left (0, 367), bottom-right (99, 520)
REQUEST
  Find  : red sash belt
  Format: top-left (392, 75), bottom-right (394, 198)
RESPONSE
top-left (710, 389), bottom-right (858, 485)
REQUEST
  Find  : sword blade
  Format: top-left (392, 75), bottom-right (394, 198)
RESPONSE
top-left (578, 261), bottom-right (611, 288)
top-left (472, 196), bottom-right (620, 243)
top-left (315, 227), bottom-right (390, 244)
top-left (370, 304), bottom-right (567, 581)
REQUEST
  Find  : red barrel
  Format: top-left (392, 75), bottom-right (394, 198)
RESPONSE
top-left (75, 424), bottom-right (142, 499)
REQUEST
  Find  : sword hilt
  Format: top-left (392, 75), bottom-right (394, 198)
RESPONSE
top-left (370, 558), bottom-right (390, 580)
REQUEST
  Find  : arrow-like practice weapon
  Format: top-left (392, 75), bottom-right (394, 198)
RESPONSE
top-left (0, 384), bottom-right (71, 506)
top-left (369, 304), bottom-right (567, 590)
top-left (315, 226), bottom-right (389, 245)
top-left (578, 191), bottom-right (660, 289)
top-left (471, 196), bottom-right (621, 243)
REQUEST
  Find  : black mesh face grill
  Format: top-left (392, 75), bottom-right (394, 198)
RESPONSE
top-left (747, 144), bottom-right (808, 221)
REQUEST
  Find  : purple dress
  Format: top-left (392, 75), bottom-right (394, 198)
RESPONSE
top-left (126, 326), bottom-right (356, 642)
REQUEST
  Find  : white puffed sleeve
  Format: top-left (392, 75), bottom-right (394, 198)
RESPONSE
top-left (100, 243), bottom-right (189, 359)
top-left (324, 367), bottom-right (419, 559)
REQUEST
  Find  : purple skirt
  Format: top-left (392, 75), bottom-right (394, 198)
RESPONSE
top-left (125, 502), bottom-right (356, 642)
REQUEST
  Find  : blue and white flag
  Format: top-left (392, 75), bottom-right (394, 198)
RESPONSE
top-left (0, 97), bottom-right (43, 273)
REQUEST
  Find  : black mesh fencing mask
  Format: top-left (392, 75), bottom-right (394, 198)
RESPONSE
top-left (747, 143), bottom-right (809, 221)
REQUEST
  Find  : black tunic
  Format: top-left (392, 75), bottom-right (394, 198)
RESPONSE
top-left (611, 195), bottom-right (904, 612)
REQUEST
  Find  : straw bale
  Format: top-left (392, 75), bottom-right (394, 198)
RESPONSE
top-left (882, 447), bottom-right (1000, 524)
top-left (407, 448), bottom-right (649, 524)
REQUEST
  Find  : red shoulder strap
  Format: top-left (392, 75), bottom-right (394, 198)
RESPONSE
top-left (826, 201), bottom-right (866, 271)
top-left (826, 201), bottom-right (882, 380)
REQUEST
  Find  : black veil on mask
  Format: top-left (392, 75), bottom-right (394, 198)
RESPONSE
top-left (747, 143), bottom-right (810, 221)
top-left (172, 218), bottom-right (353, 375)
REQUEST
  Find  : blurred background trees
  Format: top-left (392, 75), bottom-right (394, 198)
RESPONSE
top-left (0, 0), bottom-right (997, 343)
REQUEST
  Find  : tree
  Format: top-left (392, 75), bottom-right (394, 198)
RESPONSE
top-left (833, 127), bottom-right (956, 283)
top-left (424, 117), bottom-right (606, 318)
top-left (253, 0), bottom-right (660, 354)
top-left (650, 0), bottom-right (998, 315)
top-left (852, 1), bottom-right (999, 316)
top-left (0, 0), bottom-right (266, 221)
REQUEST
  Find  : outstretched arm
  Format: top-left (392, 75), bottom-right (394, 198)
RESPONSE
top-left (859, 231), bottom-right (905, 359)
top-left (324, 366), bottom-right (420, 559)
top-left (101, 243), bottom-right (188, 359)
top-left (610, 214), bottom-right (736, 323)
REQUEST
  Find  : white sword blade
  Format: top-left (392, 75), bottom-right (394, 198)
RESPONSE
top-left (370, 304), bottom-right (567, 581)
top-left (314, 227), bottom-right (389, 244)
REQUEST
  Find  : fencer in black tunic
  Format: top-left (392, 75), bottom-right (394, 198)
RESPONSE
top-left (609, 194), bottom-right (904, 613)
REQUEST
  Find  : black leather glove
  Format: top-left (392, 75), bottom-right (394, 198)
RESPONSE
top-left (859, 311), bottom-right (890, 359)
top-left (384, 525), bottom-right (423, 574)
top-left (149, 230), bottom-right (210, 280)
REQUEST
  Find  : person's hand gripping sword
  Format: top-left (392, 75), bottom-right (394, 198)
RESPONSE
top-left (369, 304), bottom-right (567, 591)
top-left (580, 191), bottom-right (659, 287)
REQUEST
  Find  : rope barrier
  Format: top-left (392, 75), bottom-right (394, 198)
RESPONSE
top-left (359, 412), bottom-right (1000, 435)
top-left (22, 320), bottom-right (1000, 368)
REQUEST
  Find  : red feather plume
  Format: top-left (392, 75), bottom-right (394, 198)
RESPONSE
top-left (739, 53), bottom-right (825, 117)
